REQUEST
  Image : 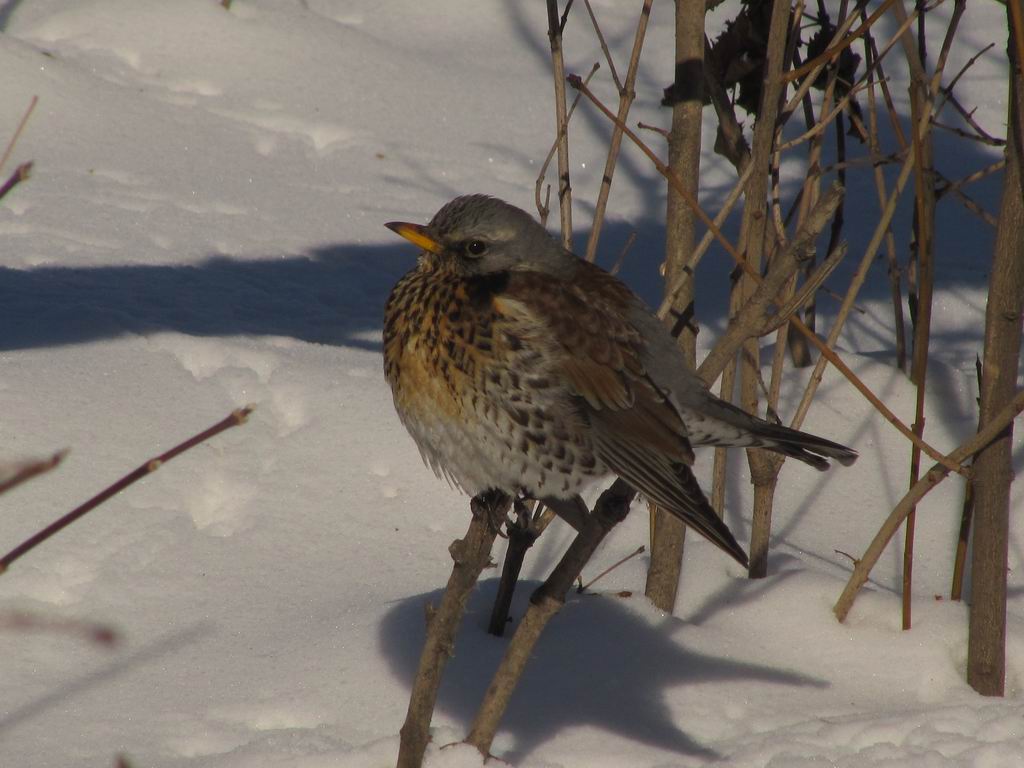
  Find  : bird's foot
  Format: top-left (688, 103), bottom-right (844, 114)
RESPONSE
top-left (470, 489), bottom-right (513, 537)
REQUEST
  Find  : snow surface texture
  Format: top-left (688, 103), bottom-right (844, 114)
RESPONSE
top-left (0, 1), bottom-right (1021, 766)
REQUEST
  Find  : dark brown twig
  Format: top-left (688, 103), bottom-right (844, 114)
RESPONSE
top-left (568, 74), bottom-right (966, 476)
top-left (951, 357), bottom-right (983, 602)
top-left (487, 501), bottom-right (557, 637)
top-left (863, 19), bottom-right (907, 370)
top-left (579, 545), bottom-right (645, 592)
top-left (546, 0), bottom-right (574, 249)
top-left (535, 63), bottom-right (599, 226)
top-left (0, 450), bottom-right (66, 497)
top-left (0, 407), bottom-right (253, 574)
top-left (783, 0), bottom-right (898, 83)
top-left (931, 119), bottom-right (1005, 147)
top-left (0, 95), bottom-right (37, 174)
top-left (0, 610), bottom-right (119, 647)
top-left (834, 390), bottom-right (1024, 622)
top-left (581, 0), bottom-right (621, 91)
top-left (0, 161), bottom-right (33, 203)
top-left (584, 0), bottom-right (655, 263)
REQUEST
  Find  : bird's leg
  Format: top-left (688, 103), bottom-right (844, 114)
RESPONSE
top-left (487, 493), bottom-right (595, 636)
top-left (487, 496), bottom-right (541, 636)
top-left (467, 480), bottom-right (636, 756)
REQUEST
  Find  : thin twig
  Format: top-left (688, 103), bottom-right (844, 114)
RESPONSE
top-left (608, 231), bottom-right (636, 276)
top-left (696, 188), bottom-right (846, 387)
top-left (834, 390), bottom-right (1024, 623)
top-left (0, 407), bottom-right (254, 573)
top-left (579, 545), bottom-right (645, 592)
top-left (951, 357), bottom-right (983, 601)
top-left (0, 450), bottom-right (66, 497)
top-left (931, 118), bottom-right (1005, 147)
top-left (934, 174), bottom-right (999, 227)
top-left (894, 0), bottom-right (940, 632)
top-left (936, 160), bottom-right (1005, 196)
top-left (943, 92), bottom-right (1003, 146)
top-left (582, 0), bottom-right (622, 91)
top-left (863, 21), bottom-right (907, 370)
top-left (0, 95), bottom-right (38, 174)
top-left (0, 610), bottom-right (119, 647)
top-left (656, 162), bottom-right (754, 320)
top-left (584, 0), bottom-right (654, 263)
top-left (569, 76), bottom-right (966, 476)
top-left (776, 77), bottom-right (877, 152)
top-left (637, 121), bottom-right (670, 139)
top-left (783, 0), bottom-right (899, 83)
top-left (546, 0), bottom-right (574, 249)
top-left (535, 63), bottom-right (599, 225)
top-left (781, 0), bottom-right (921, 127)
top-left (0, 161), bottom-right (33, 203)
top-left (939, 42), bottom-right (996, 100)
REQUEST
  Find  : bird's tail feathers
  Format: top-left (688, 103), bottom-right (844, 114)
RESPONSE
top-left (694, 398), bottom-right (858, 471)
top-left (743, 421), bottom-right (858, 471)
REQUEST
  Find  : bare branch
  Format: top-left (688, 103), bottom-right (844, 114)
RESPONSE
top-left (783, 0), bottom-right (899, 83)
top-left (0, 161), bottom-right (33, 203)
top-left (584, 0), bottom-right (654, 263)
top-left (0, 450), bottom-right (66, 497)
top-left (0, 407), bottom-right (254, 574)
top-left (834, 389), bottom-right (1024, 623)
top-left (535, 63), bottom-right (599, 225)
top-left (569, 75), bottom-right (965, 475)
top-left (398, 494), bottom-right (507, 768)
top-left (0, 610), bottom-right (119, 647)
top-left (0, 95), bottom-right (38, 174)
top-left (582, 0), bottom-right (622, 91)
top-left (697, 185), bottom-right (846, 386)
top-left (546, 0), bottom-right (575, 249)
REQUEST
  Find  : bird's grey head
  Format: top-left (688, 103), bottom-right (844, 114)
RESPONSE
top-left (386, 195), bottom-right (576, 277)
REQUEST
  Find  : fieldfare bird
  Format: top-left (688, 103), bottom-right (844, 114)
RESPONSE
top-left (384, 195), bottom-right (857, 566)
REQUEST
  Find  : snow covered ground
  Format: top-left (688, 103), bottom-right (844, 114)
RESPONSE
top-left (0, 1), bottom-right (1021, 766)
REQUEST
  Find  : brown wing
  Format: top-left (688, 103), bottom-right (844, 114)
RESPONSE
top-left (496, 264), bottom-right (693, 464)
top-left (495, 263), bottom-right (747, 566)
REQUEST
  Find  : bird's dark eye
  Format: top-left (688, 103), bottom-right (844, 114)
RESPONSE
top-left (466, 240), bottom-right (488, 256)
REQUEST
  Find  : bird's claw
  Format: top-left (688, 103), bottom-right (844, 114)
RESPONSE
top-left (470, 490), bottom-right (513, 537)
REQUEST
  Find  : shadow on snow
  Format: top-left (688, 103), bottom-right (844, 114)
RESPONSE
top-left (378, 575), bottom-right (826, 762)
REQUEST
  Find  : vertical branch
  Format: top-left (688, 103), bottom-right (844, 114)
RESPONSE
top-left (535, 63), bottom-right (600, 226)
top-left (893, 0), bottom-right (942, 631)
top-left (786, 49), bottom-right (818, 369)
top-left (967, 18), bottom-right (1024, 697)
top-left (710, 347), bottom-right (739, 515)
top-left (0, 95), bottom-right (38, 175)
top-left (833, 392), bottom-right (1024, 623)
top-left (737, 0), bottom-right (792, 579)
top-left (397, 495), bottom-right (508, 768)
top-left (863, 20), bottom-right (908, 371)
top-left (644, 0), bottom-right (705, 613)
top-left (546, 0), bottom-right (574, 249)
top-left (583, 0), bottom-right (655, 263)
top-left (951, 356), bottom-right (982, 601)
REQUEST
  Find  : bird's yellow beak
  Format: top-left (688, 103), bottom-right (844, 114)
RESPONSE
top-left (385, 221), bottom-right (443, 255)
